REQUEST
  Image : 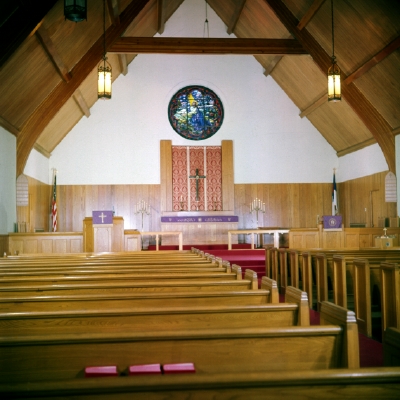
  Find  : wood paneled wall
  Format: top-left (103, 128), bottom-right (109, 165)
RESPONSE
top-left (17, 176), bottom-right (51, 232)
top-left (22, 171), bottom-right (397, 233)
top-left (235, 183), bottom-right (332, 229)
top-left (56, 184), bottom-right (161, 232)
top-left (338, 171), bottom-right (397, 227)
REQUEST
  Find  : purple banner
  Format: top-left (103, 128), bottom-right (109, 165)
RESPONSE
top-left (92, 210), bottom-right (113, 224)
top-left (161, 216), bottom-right (239, 223)
top-left (323, 215), bottom-right (342, 229)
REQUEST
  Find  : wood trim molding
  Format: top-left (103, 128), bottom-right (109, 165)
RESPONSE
top-left (0, 115), bottom-right (20, 137)
top-left (299, 93), bottom-right (327, 118)
top-left (336, 138), bottom-right (377, 157)
top-left (33, 143), bottom-right (51, 158)
top-left (73, 89), bottom-right (91, 118)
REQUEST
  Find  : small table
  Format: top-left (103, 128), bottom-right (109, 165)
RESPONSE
top-left (141, 231), bottom-right (183, 251)
top-left (228, 228), bottom-right (289, 250)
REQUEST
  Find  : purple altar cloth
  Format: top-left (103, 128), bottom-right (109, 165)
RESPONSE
top-left (161, 216), bottom-right (239, 223)
top-left (323, 215), bottom-right (342, 229)
top-left (92, 210), bottom-right (113, 224)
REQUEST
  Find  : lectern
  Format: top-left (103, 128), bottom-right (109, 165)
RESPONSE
top-left (83, 211), bottom-right (124, 252)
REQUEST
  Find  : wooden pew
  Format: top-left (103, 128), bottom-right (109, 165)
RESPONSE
top-left (0, 269), bottom-right (259, 297)
top-left (0, 286), bottom-right (309, 337)
top-left (380, 263), bottom-right (400, 337)
top-left (0, 301), bottom-right (359, 385)
top-left (2, 368), bottom-right (399, 399)
top-left (384, 327), bottom-right (400, 366)
top-left (301, 251), bottom-right (314, 308)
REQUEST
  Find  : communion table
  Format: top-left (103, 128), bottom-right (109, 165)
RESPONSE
top-left (160, 211), bottom-right (239, 245)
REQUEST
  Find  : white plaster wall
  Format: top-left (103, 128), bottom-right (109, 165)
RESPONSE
top-left (0, 127), bottom-right (17, 234)
top-left (24, 148), bottom-right (50, 184)
top-left (48, 0), bottom-right (386, 186)
top-left (337, 144), bottom-right (388, 182)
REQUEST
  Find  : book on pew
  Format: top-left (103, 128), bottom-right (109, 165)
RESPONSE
top-left (85, 366), bottom-right (119, 377)
top-left (163, 363), bottom-right (196, 374)
top-left (129, 364), bottom-right (162, 375)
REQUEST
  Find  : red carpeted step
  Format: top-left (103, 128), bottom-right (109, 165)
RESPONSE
top-left (147, 244), bottom-right (252, 251)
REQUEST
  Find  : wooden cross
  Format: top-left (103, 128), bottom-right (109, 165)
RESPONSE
top-left (189, 169), bottom-right (206, 201)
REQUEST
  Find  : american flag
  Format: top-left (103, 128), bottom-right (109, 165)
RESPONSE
top-left (51, 173), bottom-right (57, 232)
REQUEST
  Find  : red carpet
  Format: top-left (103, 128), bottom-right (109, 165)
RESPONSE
top-left (147, 244), bottom-right (252, 251)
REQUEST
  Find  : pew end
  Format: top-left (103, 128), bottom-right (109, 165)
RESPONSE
top-left (384, 327), bottom-right (400, 367)
top-left (284, 286), bottom-right (310, 326)
top-left (260, 277), bottom-right (279, 303)
top-left (319, 301), bottom-right (360, 368)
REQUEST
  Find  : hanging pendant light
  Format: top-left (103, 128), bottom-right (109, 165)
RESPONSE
top-left (98, 0), bottom-right (112, 99)
top-left (328, 0), bottom-right (341, 102)
top-left (64, 0), bottom-right (87, 22)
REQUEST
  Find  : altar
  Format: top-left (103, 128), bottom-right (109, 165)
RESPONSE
top-left (160, 211), bottom-right (239, 245)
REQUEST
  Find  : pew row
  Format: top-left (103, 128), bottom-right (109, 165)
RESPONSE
top-left (0, 286), bottom-right (309, 337)
top-left (0, 301), bottom-right (359, 385)
top-left (0, 269), bottom-right (260, 297)
top-left (2, 368), bottom-right (399, 399)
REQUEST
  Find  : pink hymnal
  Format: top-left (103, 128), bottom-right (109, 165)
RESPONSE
top-left (129, 364), bottom-right (162, 375)
top-left (85, 365), bottom-right (118, 377)
top-left (163, 363), bottom-right (196, 374)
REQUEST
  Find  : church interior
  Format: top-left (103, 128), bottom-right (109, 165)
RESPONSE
top-left (0, 0), bottom-right (400, 397)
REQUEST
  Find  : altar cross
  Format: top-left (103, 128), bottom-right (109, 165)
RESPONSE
top-left (189, 169), bottom-right (206, 201)
top-left (99, 212), bottom-right (107, 223)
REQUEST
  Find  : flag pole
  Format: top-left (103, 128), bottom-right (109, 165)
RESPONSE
top-left (332, 168), bottom-right (337, 216)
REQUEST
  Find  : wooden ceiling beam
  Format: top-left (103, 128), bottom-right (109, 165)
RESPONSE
top-left (227, 0), bottom-right (247, 35)
top-left (33, 143), bottom-right (51, 159)
top-left (157, 0), bottom-right (166, 34)
top-left (265, 0), bottom-right (396, 173)
top-left (108, 37), bottom-right (308, 55)
top-left (297, 0), bottom-right (326, 31)
top-left (344, 35), bottom-right (400, 85)
top-left (35, 26), bottom-right (72, 83)
top-left (16, 0), bottom-right (151, 176)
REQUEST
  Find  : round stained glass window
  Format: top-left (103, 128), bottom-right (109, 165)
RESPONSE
top-left (168, 85), bottom-right (224, 140)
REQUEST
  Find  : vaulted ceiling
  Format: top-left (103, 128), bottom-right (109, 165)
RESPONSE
top-left (1, 0), bottom-right (399, 176)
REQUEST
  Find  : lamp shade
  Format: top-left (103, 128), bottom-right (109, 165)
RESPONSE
top-left (64, 0), bottom-right (87, 22)
top-left (98, 58), bottom-right (112, 99)
top-left (328, 61), bottom-right (341, 102)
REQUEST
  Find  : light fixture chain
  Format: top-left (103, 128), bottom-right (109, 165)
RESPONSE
top-left (331, 0), bottom-right (335, 59)
top-left (203, 1), bottom-right (209, 38)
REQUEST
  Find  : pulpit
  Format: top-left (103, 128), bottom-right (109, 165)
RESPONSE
top-left (83, 212), bottom-right (124, 252)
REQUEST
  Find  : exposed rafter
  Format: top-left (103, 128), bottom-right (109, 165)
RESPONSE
top-left (108, 37), bottom-right (308, 55)
top-left (73, 89), bottom-right (91, 118)
top-left (35, 26), bottom-right (72, 83)
top-left (299, 93), bottom-right (327, 118)
top-left (16, 0), bottom-right (151, 176)
top-left (262, 56), bottom-right (283, 76)
top-left (265, 0), bottom-right (396, 172)
top-left (344, 35), bottom-right (400, 85)
top-left (227, 0), bottom-right (246, 35)
top-left (157, 0), bottom-right (166, 34)
top-left (297, 0), bottom-right (326, 30)
top-left (118, 54), bottom-right (128, 75)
